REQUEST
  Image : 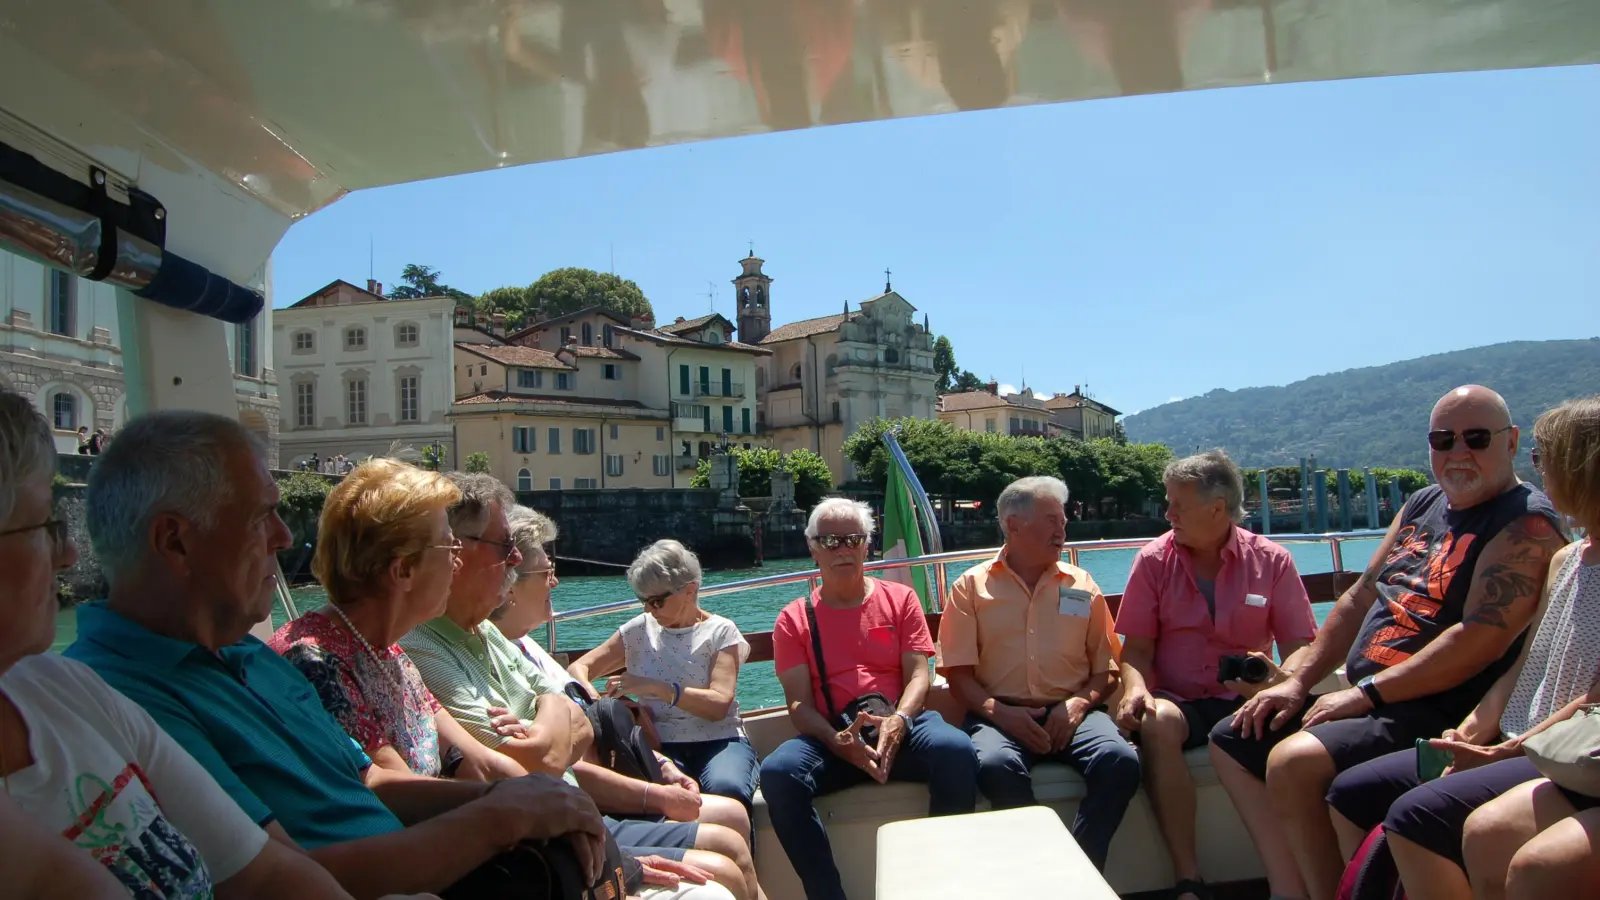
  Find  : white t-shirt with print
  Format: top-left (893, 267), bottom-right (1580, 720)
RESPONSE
top-left (0, 653), bottom-right (268, 897)
top-left (620, 613), bottom-right (748, 744)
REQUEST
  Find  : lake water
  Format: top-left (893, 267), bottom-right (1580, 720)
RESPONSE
top-left (53, 537), bottom-right (1382, 711)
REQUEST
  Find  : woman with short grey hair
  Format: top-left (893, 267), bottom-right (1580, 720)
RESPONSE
top-left (568, 540), bottom-right (760, 813)
top-left (490, 506), bottom-right (575, 689)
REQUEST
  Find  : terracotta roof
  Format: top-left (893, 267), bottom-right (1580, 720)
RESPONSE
top-left (455, 342), bottom-right (575, 370)
top-left (758, 313), bottom-right (853, 345)
top-left (452, 390), bottom-right (655, 411)
top-left (571, 346), bottom-right (640, 361)
top-left (939, 391), bottom-right (1010, 412)
top-left (657, 313), bottom-right (730, 336)
top-left (613, 326), bottom-right (771, 356)
top-left (504, 306), bottom-right (634, 343)
top-left (286, 278), bottom-right (385, 309)
top-left (1043, 392), bottom-right (1122, 417)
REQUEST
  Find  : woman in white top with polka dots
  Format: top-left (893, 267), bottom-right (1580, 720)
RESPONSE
top-left (570, 540), bottom-right (760, 813)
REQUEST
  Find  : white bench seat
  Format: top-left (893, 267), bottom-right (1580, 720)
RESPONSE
top-left (878, 807), bottom-right (1117, 900)
top-left (747, 745), bottom-right (1261, 900)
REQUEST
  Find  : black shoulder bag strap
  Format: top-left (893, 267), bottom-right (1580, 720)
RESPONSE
top-left (804, 595), bottom-right (840, 724)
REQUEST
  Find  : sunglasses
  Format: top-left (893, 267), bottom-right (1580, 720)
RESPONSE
top-left (1531, 446), bottom-right (1544, 475)
top-left (639, 592), bottom-right (672, 610)
top-left (1427, 426), bottom-right (1511, 453)
top-left (812, 533), bottom-right (868, 551)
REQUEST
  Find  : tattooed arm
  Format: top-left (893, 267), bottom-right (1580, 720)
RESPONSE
top-left (1366, 514), bottom-right (1565, 704)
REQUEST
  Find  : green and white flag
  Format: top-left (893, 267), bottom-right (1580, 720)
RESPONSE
top-left (880, 442), bottom-right (932, 612)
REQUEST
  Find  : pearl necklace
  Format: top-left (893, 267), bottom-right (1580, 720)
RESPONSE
top-left (327, 604), bottom-right (405, 696)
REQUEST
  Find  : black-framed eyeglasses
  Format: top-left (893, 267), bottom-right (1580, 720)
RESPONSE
top-left (1427, 426), bottom-right (1512, 453)
top-left (0, 518), bottom-right (69, 549)
top-left (462, 533), bottom-right (519, 561)
top-left (812, 533), bottom-right (868, 551)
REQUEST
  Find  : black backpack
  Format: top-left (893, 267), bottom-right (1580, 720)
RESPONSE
top-left (570, 684), bottom-right (664, 784)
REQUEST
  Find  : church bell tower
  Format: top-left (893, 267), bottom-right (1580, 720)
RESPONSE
top-left (734, 250), bottom-right (772, 344)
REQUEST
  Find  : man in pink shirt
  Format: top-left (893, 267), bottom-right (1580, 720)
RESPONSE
top-left (761, 498), bottom-right (978, 900)
top-left (1113, 451), bottom-right (1317, 900)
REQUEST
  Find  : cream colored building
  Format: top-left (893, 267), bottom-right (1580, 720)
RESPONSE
top-left (451, 334), bottom-right (675, 490)
top-left (489, 306), bottom-right (768, 485)
top-left (938, 384), bottom-right (1054, 437)
top-left (1, 247), bottom-right (277, 462)
top-left (1044, 387), bottom-right (1121, 441)
top-left (735, 254), bottom-right (938, 482)
top-left (274, 279), bottom-right (455, 467)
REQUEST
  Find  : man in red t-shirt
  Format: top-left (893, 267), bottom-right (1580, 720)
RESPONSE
top-left (760, 498), bottom-right (978, 900)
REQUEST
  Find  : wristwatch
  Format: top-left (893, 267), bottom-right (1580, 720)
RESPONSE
top-left (895, 711), bottom-right (913, 729)
top-left (1357, 675), bottom-right (1385, 709)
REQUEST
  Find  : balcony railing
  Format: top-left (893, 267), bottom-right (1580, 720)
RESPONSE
top-left (672, 416), bottom-right (708, 432)
top-left (692, 382), bottom-right (745, 399)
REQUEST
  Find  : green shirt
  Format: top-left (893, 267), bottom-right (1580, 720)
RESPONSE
top-left (400, 617), bottom-right (573, 781)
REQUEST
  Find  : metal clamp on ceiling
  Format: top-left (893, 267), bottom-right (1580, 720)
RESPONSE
top-left (0, 138), bottom-right (263, 324)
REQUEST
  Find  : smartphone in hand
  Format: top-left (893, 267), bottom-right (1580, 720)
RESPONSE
top-left (1416, 738), bottom-right (1453, 782)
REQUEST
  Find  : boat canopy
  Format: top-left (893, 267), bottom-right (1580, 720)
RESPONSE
top-left (4, 1), bottom-right (1599, 264)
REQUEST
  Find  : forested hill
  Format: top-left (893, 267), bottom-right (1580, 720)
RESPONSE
top-left (1122, 339), bottom-right (1600, 470)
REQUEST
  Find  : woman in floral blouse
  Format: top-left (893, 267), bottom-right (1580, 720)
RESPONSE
top-left (271, 458), bottom-right (522, 782)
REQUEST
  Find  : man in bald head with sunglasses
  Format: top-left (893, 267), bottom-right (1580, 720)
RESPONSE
top-left (1207, 384), bottom-right (1567, 900)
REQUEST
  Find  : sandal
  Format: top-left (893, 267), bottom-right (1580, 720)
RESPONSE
top-left (1172, 879), bottom-right (1214, 900)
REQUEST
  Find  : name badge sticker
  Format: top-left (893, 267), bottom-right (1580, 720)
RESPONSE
top-left (1058, 587), bottom-right (1093, 618)
top-left (1245, 593), bottom-right (1269, 608)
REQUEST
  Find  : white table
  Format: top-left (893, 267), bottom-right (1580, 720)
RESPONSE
top-left (876, 807), bottom-right (1119, 900)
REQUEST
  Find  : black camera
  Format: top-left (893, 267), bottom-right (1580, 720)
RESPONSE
top-left (1218, 654), bottom-right (1270, 685)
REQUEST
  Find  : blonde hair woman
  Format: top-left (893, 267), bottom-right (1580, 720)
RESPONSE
top-left (1457, 396), bottom-right (1600, 900)
top-left (271, 458), bottom-right (522, 783)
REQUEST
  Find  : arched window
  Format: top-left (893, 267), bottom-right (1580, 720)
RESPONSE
top-left (884, 348), bottom-right (900, 364)
top-left (755, 285), bottom-right (765, 307)
top-left (517, 468), bottom-right (533, 492)
top-left (789, 362), bottom-right (802, 381)
top-left (741, 287), bottom-right (751, 306)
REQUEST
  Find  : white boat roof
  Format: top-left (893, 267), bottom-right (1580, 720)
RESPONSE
top-left (3, 0), bottom-right (1598, 291)
top-left (4, 0), bottom-right (1598, 226)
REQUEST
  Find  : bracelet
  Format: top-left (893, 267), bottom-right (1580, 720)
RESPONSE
top-left (642, 784), bottom-right (651, 815)
top-left (671, 682), bottom-right (682, 707)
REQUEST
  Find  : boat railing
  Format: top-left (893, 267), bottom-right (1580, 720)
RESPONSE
top-left (542, 529), bottom-right (1385, 653)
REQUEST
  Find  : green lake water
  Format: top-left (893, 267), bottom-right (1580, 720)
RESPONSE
top-left (53, 538), bottom-right (1382, 710)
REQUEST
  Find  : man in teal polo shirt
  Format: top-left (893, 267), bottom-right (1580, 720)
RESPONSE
top-left (67, 411), bottom-right (609, 899)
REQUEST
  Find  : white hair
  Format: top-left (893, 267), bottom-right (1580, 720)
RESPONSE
top-left (804, 497), bottom-right (875, 540)
top-left (626, 539), bottom-right (703, 599)
top-left (86, 410), bottom-right (265, 582)
top-left (996, 476), bottom-right (1069, 537)
top-left (0, 388), bottom-right (56, 524)
top-left (1164, 450), bottom-right (1246, 523)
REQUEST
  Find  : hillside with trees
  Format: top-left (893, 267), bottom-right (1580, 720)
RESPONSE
top-left (1123, 339), bottom-right (1600, 470)
top-left (389, 263), bottom-right (654, 327)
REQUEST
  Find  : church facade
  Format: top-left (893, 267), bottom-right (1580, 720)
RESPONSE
top-left (735, 254), bottom-right (939, 483)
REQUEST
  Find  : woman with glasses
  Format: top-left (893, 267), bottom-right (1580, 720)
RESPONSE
top-left (0, 388), bottom-right (353, 898)
top-left (271, 458), bottom-right (524, 783)
top-left (568, 540), bottom-right (761, 817)
top-left (490, 506), bottom-right (577, 687)
top-left (1324, 394), bottom-right (1600, 900)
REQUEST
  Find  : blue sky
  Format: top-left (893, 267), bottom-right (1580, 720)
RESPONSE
top-left (272, 64), bottom-right (1599, 416)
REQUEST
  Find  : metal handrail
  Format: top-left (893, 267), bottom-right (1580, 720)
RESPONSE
top-left (541, 529), bottom-right (1385, 651)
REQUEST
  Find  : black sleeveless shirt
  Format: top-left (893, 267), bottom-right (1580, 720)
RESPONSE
top-left (1345, 483), bottom-right (1562, 717)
